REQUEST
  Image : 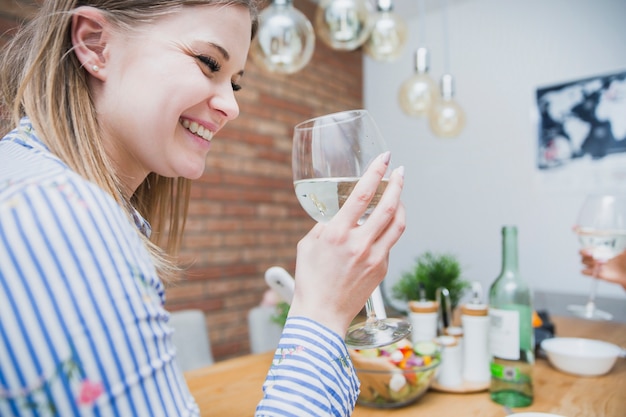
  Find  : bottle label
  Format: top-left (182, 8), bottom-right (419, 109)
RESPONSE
top-left (490, 363), bottom-right (521, 381)
top-left (489, 308), bottom-right (520, 360)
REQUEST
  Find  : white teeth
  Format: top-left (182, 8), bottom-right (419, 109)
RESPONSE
top-left (180, 119), bottom-right (213, 141)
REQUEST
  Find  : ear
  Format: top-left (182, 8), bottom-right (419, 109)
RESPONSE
top-left (71, 7), bottom-right (110, 80)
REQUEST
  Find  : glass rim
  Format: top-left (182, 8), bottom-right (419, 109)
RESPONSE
top-left (293, 109), bottom-right (369, 131)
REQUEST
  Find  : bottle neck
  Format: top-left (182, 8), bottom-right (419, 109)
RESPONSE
top-left (501, 226), bottom-right (519, 275)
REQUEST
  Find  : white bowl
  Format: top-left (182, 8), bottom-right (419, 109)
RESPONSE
top-left (540, 337), bottom-right (622, 376)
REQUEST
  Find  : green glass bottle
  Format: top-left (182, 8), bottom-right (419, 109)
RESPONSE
top-left (488, 225), bottom-right (534, 407)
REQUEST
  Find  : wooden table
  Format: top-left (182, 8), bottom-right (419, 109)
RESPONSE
top-left (185, 316), bottom-right (626, 416)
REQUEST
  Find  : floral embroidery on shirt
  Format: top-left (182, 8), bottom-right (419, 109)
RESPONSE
top-left (0, 345), bottom-right (104, 414)
top-left (334, 354), bottom-right (353, 370)
top-left (269, 345), bottom-right (353, 373)
top-left (53, 182), bottom-right (89, 209)
top-left (275, 345), bottom-right (306, 364)
top-left (77, 380), bottom-right (104, 405)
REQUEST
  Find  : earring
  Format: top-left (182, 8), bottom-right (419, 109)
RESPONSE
top-left (92, 65), bottom-right (100, 72)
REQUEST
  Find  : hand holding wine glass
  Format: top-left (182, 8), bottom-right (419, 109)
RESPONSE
top-left (290, 109), bottom-right (410, 348)
top-left (580, 248), bottom-right (626, 291)
top-left (569, 194), bottom-right (626, 320)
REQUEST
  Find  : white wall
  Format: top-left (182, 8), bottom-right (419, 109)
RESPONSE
top-left (365, 0), bottom-right (626, 309)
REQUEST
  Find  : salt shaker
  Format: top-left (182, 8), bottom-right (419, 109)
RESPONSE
top-left (435, 335), bottom-right (463, 388)
top-left (408, 283), bottom-right (438, 344)
top-left (461, 282), bottom-right (490, 383)
top-left (444, 325), bottom-right (464, 351)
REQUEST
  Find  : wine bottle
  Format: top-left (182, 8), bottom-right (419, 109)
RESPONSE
top-left (488, 225), bottom-right (534, 407)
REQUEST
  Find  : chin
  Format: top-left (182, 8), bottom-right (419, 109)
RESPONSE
top-left (170, 161), bottom-right (206, 181)
top-left (181, 167), bottom-right (206, 180)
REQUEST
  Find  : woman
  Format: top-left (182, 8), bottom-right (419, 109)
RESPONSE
top-left (0, 1), bottom-right (406, 416)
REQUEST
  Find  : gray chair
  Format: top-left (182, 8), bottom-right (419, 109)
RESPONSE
top-left (247, 306), bottom-right (283, 354)
top-left (168, 309), bottom-right (214, 371)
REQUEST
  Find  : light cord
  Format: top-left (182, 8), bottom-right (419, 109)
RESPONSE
top-left (417, 0), bottom-right (426, 46)
top-left (442, 0), bottom-right (450, 73)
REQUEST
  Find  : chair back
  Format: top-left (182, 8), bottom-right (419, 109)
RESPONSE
top-left (248, 306), bottom-right (283, 354)
top-left (169, 309), bottom-right (214, 371)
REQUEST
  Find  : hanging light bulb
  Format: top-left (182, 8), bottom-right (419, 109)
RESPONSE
top-left (315, 0), bottom-right (374, 51)
top-left (250, 0), bottom-right (315, 74)
top-left (398, 47), bottom-right (437, 117)
top-left (429, 74), bottom-right (466, 138)
top-left (363, 0), bottom-right (407, 62)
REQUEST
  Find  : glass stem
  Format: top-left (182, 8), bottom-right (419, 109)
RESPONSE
top-left (365, 296), bottom-right (378, 326)
top-left (586, 263), bottom-right (602, 312)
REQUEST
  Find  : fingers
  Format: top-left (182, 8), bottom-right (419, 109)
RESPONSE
top-left (332, 151), bottom-right (391, 228)
top-left (581, 266), bottom-right (594, 277)
top-left (371, 201), bottom-right (406, 251)
top-left (579, 249), bottom-right (595, 267)
top-left (360, 165), bottom-right (405, 242)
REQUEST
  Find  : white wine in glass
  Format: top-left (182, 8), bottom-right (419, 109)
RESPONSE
top-left (292, 109), bottom-right (411, 349)
top-left (569, 194), bottom-right (626, 320)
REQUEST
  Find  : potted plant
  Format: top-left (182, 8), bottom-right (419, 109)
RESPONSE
top-left (392, 251), bottom-right (470, 312)
top-left (271, 301), bottom-right (290, 327)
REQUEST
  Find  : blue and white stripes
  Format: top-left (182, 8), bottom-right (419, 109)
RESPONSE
top-left (0, 121), bottom-right (198, 416)
top-left (256, 317), bottom-right (360, 416)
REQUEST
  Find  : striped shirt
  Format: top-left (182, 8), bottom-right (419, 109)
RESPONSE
top-left (0, 118), bottom-right (359, 416)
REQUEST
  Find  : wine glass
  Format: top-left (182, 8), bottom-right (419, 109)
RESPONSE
top-left (569, 193), bottom-right (626, 320)
top-left (292, 109), bottom-right (411, 349)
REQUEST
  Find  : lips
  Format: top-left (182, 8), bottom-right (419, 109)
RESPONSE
top-left (180, 118), bottom-right (214, 141)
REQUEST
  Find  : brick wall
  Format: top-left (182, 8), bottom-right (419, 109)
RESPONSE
top-left (1, 0), bottom-right (363, 361)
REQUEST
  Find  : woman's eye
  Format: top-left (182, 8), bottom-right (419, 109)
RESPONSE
top-left (197, 54), bottom-right (242, 92)
top-left (197, 55), bottom-right (220, 72)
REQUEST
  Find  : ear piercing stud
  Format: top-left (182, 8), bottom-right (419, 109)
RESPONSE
top-left (92, 65), bottom-right (100, 72)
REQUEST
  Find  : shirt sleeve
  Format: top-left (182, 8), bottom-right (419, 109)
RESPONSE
top-left (0, 173), bottom-right (199, 416)
top-left (255, 316), bottom-right (360, 416)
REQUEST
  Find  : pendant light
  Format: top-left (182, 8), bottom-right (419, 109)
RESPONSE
top-left (363, 0), bottom-right (407, 62)
top-left (398, 47), bottom-right (437, 117)
top-left (428, 0), bottom-right (465, 137)
top-left (397, 0), bottom-right (436, 118)
top-left (315, 0), bottom-right (374, 51)
top-left (428, 74), bottom-right (466, 137)
top-left (250, 0), bottom-right (315, 74)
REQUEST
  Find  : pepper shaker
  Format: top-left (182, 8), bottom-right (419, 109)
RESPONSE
top-left (461, 282), bottom-right (490, 383)
top-left (435, 335), bottom-right (463, 388)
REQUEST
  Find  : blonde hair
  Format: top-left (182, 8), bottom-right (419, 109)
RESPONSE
top-left (0, 0), bottom-right (259, 280)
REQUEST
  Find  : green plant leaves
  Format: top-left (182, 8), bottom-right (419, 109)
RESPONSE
top-left (392, 252), bottom-right (470, 309)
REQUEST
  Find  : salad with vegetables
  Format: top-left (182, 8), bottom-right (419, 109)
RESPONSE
top-left (349, 339), bottom-right (441, 408)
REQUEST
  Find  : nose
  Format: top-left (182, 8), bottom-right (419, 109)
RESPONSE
top-left (210, 83), bottom-right (240, 121)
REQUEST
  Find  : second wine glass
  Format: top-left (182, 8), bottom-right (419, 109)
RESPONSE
top-left (569, 193), bottom-right (626, 320)
top-left (292, 109), bottom-right (411, 349)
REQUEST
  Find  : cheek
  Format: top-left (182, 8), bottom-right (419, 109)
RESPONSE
top-left (103, 58), bottom-right (210, 143)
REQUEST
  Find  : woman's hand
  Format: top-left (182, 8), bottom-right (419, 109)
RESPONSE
top-left (580, 249), bottom-right (626, 291)
top-left (288, 152), bottom-right (406, 336)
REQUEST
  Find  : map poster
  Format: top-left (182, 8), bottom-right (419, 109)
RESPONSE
top-left (535, 70), bottom-right (626, 190)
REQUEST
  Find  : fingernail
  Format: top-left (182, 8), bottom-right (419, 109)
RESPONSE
top-left (381, 151), bottom-right (391, 165)
top-left (396, 166), bottom-right (405, 178)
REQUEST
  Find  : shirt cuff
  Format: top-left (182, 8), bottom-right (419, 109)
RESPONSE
top-left (256, 316), bottom-right (359, 416)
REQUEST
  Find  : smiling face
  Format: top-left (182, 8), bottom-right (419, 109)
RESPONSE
top-left (85, 4), bottom-right (252, 193)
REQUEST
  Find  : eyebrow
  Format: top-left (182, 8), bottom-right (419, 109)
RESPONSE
top-left (209, 41), bottom-right (230, 60)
